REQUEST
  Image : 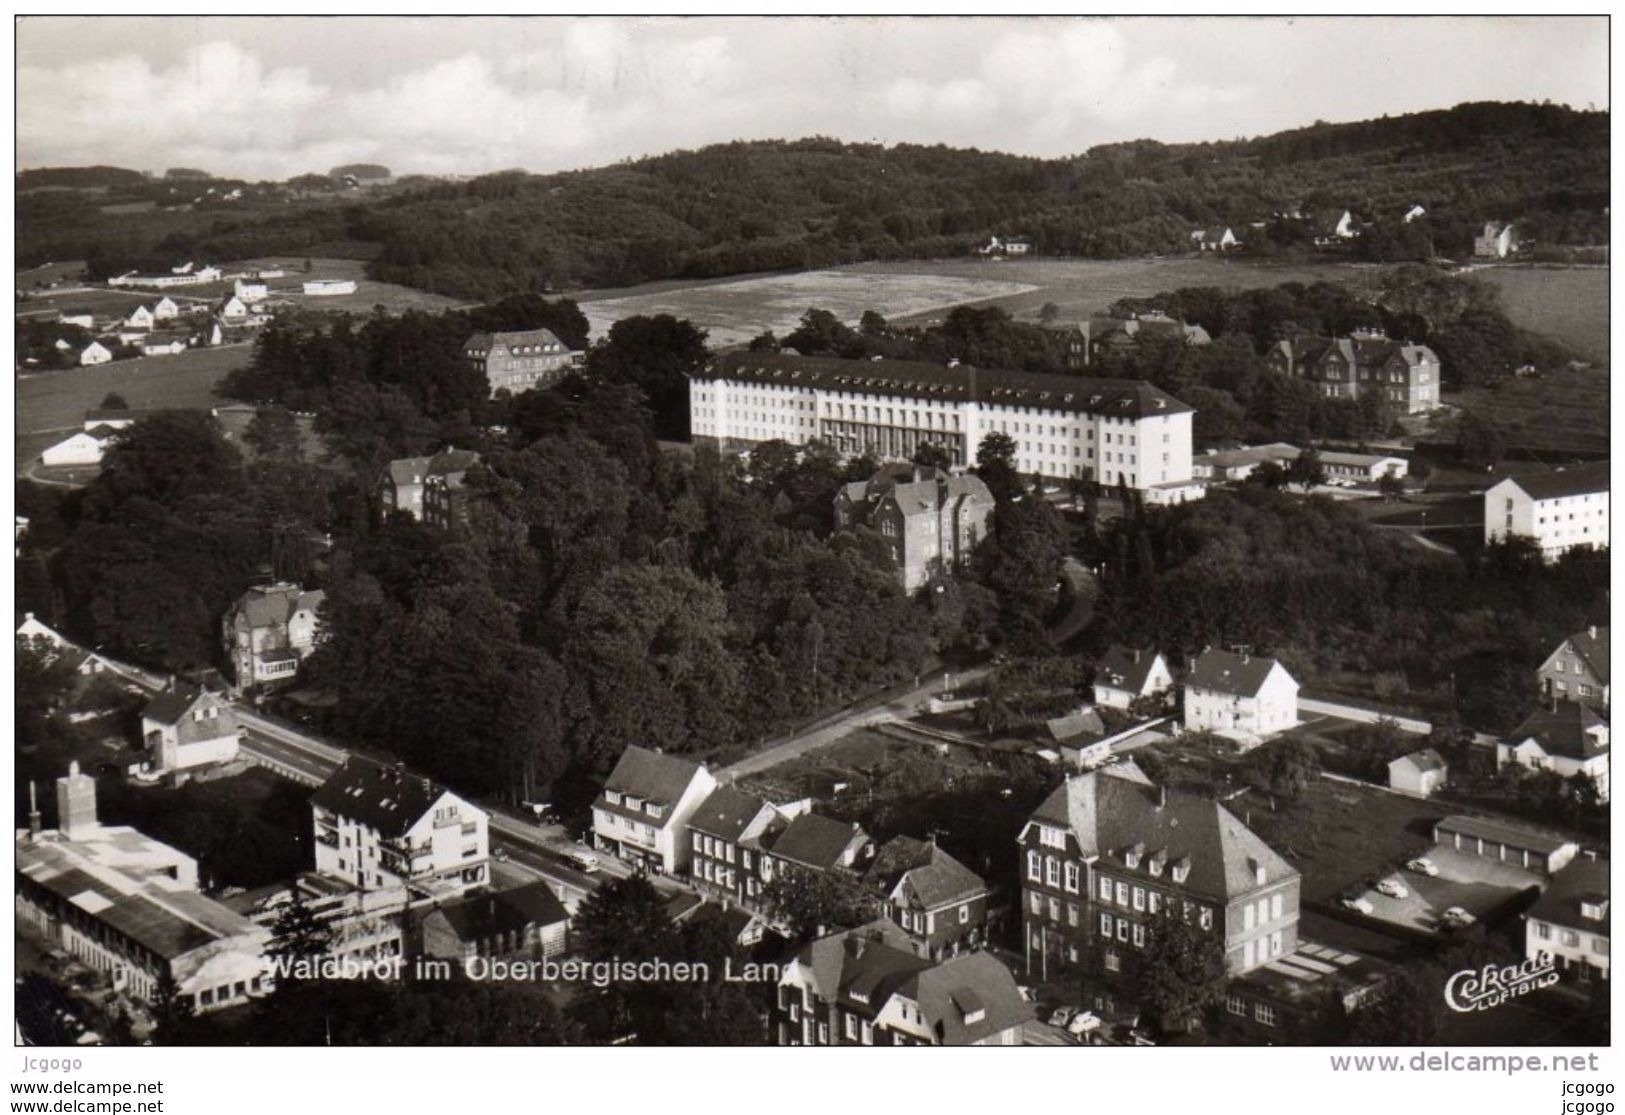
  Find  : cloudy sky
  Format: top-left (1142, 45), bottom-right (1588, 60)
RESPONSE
top-left (17, 16), bottom-right (1608, 180)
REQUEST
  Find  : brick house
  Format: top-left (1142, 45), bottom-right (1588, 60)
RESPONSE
top-left (464, 328), bottom-right (583, 398)
top-left (1267, 333), bottom-right (1441, 414)
top-left (420, 882), bottom-right (570, 963)
top-left (592, 746), bottom-right (717, 876)
top-left (141, 685), bottom-right (239, 773)
top-left (1017, 761), bottom-right (1300, 988)
top-left (833, 464), bottom-right (994, 592)
top-left (686, 785), bottom-right (806, 908)
top-left (773, 920), bottom-right (1031, 1045)
top-left (863, 836), bottom-right (989, 959)
top-left (1539, 626), bottom-right (1609, 712)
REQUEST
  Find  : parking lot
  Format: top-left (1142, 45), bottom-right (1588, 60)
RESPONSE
top-left (1342, 846), bottom-right (1542, 934)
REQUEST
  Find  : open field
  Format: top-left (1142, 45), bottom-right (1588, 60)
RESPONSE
top-left (228, 257), bottom-right (471, 316)
top-left (1473, 264), bottom-right (1609, 364)
top-left (1453, 366), bottom-right (1611, 457)
top-left (16, 286), bottom-right (209, 318)
top-left (16, 343), bottom-right (252, 465)
top-left (579, 268), bottom-right (1040, 349)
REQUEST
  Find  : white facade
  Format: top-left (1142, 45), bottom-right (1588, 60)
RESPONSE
top-left (692, 366), bottom-right (1198, 495)
top-left (592, 766), bottom-right (717, 876)
top-left (303, 279), bottom-right (358, 296)
top-left (1184, 663), bottom-right (1299, 736)
top-left (313, 788), bottom-right (490, 900)
top-left (1495, 735), bottom-right (1610, 803)
top-left (1484, 476), bottom-right (1610, 560)
top-left (42, 431), bottom-right (111, 467)
top-left (1093, 654), bottom-right (1174, 710)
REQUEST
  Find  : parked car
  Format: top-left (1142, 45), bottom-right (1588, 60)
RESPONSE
top-left (1375, 879), bottom-right (1409, 899)
top-left (1441, 906), bottom-right (1476, 928)
top-left (491, 846), bottom-right (509, 862)
top-left (1342, 896), bottom-right (1375, 915)
top-left (565, 847), bottom-right (599, 874)
top-left (1067, 1011), bottom-right (1102, 1037)
top-left (1406, 857), bottom-right (1439, 877)
top-left (1048, 1006), bottom-right (1078, 1028)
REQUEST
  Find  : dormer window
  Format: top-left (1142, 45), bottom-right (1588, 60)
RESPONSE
top-left (604, 790), bottom-right (622, 805)
top-left (1148, 851), bottom-right (1166, 877)
top-left (644, 802), bottom-right (665, 819)
top-left (1124, 845), bottom-right (1143, 870)
top-left (1171, 858), bottom-right (1190, 885)
top-left (1582, 898), bottom-right (1609, 921)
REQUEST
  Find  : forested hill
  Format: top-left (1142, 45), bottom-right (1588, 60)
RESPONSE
top-left (20, 102), bottom-right (1609, 300)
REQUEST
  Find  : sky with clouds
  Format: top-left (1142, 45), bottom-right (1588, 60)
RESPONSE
top-left (16, 16), bottom-right (1609, 180)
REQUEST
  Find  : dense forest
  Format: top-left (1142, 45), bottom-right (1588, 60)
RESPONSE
top-left (18, 102), bottom-right (1608, 298)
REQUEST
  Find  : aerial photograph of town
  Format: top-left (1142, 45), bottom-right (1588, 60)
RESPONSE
top-left (8, 14), bottom-right (1612, 1102)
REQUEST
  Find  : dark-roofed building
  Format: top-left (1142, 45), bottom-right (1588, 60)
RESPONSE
top-left (1018, 761), bottom-right (1300, 986)
top-left (16, 764), bottom-right (271, 1012)
top-left (1093, 645), bottom-right (1174, 710)
top-left (1267, 332), bottom-right (1441, 414)
top-left (1540, 626), bottom-right (1610, 712)
top-left (1084, 312), bottom-right (1213, 366)
top-left (1524, 854), bottom-right (1609, 984)
top-left (1388, 747), bottom-right (1448, 798)
top-left (766, 813), bottom-right (872, 877)
top-left (378, 448), bottom-right (482, 525)
top-left (464, 328), bottom-right (583, 397)
top-left (690, 351), bottom-right (1202, 502)
top-left (1184, 649), bottom-right (1299, 737)
top-left (421, 882), bottom-right (570, 962)
top-left (833, 464), bottom-right (994, 592)
top-left (864, 836), bottom-right (990, 959)
top-left (421, 449), bottom-right (483, 532)
top-left (140, 684), bottom-right (238, 774)
top-left (311, 758), bottom-right (490, 899)
top-left (1432, 815), bottom-right (1578, 877)
top-left (1497, 700), bottom-right (1610, 802)
top-left (774, 920), bottom-right (1031, 1045)
top-left (686, 785), bottom-right (804, 908)
top-left (1484, 463), bottom-right (1610, 561)
top-left (592, 745), bottom-right (717, 875)
top-left (223, 581), bottom-right (325, 689)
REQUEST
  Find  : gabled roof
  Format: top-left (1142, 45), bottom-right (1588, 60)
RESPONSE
top-left (1030, 764), bottom-right (1296, 902)
top-left (311, 757), bottom-right (465, 838)
top-left (688, 785), bottom-right (772, 842)
top-left (864, 836), bottom-right (987, 910)
top-left (770, 813), bottom-right (866, 871)
top-left (430, 882), bottom-right (568, 942)
top-left (1510, 701), bottom-right (1609, 761)
top-left (1046, 707), bottom-right (1106, 745)
top-left (698, 353), bottom-right (1194, 420)
top-left (1500, 462), bottom-right (1610, 502)
top-left (1558, 627), bottom-right (1610, 685)
top-left (1526, 856), bottom-right (1610, 936)
top-left (900, 951), bottom-right (1032, 1044)
top-left (601, 746), bottom-right (707, 830)
top-left (1186, 649), bottom-right (1290, 698)
top-left (141, 683), bottom-right (216, 725)
top-left (464, 328), bottom-right (574, 355)
top-left (1096, 645), bottom-right (1164, 695)
top-left (233, 583), bottom-right (325, 630)
top-left (1390, 747), bottom-right (1447, 774)
top-left (793, 920), bottom-right (928, 1017)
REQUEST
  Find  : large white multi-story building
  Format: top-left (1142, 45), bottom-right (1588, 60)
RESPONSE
top-left (690, 353), bottom-right (1202, 503)
top-left (1484, 462), bottom-right (1610, 561)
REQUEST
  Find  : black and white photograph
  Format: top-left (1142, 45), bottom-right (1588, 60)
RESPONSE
top-left (8, 11), bottom-right (1614, 1108)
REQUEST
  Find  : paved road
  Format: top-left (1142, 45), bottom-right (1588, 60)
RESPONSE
top-left (1050, 557), bottom-right (1098, 645)
top-left (721, 663), bottom-right (994, 778)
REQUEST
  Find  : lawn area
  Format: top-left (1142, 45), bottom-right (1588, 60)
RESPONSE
top-left (1474, 264), bottom-right (1609, 364)
top-left (228, 256), bottom-right (470, 316)
top-left (1453, 365), bottom-right (1611, 457)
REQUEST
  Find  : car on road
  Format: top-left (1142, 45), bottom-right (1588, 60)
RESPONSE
top-left (565, 847), bottom-right (600, 874)
top-left (491, 846), bottom-right (509, 862)
top-left (1441, 906), bottom-right (1476, 929)
top-left (1048, 1006), bottom-right (1078, 1028)
top-left (1375, 879), bottom-right (1409, 899)
top-left (1066, 1011), bottom-right (1102, 1037)
top-left (1342, 895), bottom-right (1375, 915)
top-left (1406, 857), bottom-right (1439, 877)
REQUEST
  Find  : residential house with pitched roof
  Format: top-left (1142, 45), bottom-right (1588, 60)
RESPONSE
top-left (376, 449), bottom-right (484, 526)
top-left (311, 758), bottom-right (490, 900)
top-left (1086, 312), bottom-right (1212, 365)
top-left (1267, 332), bottom-right (1441, 414)
top-left (864, 836), bottom-right (990, 959)
top-left (16, 764), bottom-right (271, 1012)
top-left (1017, 761), bottom-right (1300, 985)
top-left (686, 785), bottom-right (807, 908)
top-left (773, 919), bottom-right (1031, 1045)
top-left (78, 340), bottom-right (113, 366)
top-left (1388, 747), bottom-right (1448, 797)
top-left (1496, 701), bottom-right (1610, 802)
top-left (765, 813), bottom-right (873, 882)
top-left (592, 745), bottom-right (717, 875)
top-left (141, 685), bottom-right (239, 773)
top-left (1539, 626), bottom-right (1609, 712)
top-left (1183, 649), bottom-right (1299, 738)
top-left (421, 449), bottom-right (483, 532)
top-left (1094, 645), bottom-right (1174, 710)
top-left (1524, 854), bottom-right (1609, 984)
top-left (223, 582), bottom-right (325, 689)
top-left (1484, 463), bottom-right (1610, 561)
top-left (421, 881), bottom-right (571, 962)
top-left (833, 464), bottom-right (995, 592)
top-left (1475, 221), bottom-right (1517, 259)
top-left (1196, 227), bottom-right (1240, 252)
top-left (464, 328), bottom-right (583, 398)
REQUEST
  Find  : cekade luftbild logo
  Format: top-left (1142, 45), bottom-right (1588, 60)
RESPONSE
top-left (1443, 954), bottom-right (1560, 1013)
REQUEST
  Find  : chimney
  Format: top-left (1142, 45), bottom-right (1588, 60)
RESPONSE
top-left (1156, 784), bottom-right (1167, 809)
top-left (1589, 626), bottom-right (1598, 640)
top-left (56, 761), bottom-right (99, 841)
top-left (27, 782), bottom-right (41, 840)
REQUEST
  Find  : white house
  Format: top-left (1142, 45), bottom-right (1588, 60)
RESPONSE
top-left (1540, 626), bottom-right (1609, 712)
top-left (1524, 854), bottom-right (1609, 985)
top-left (139, 330), bottom-right (189, 356)
top-left (1484, 463), bottom-right (1610, 561)
top-left (592, 745), bottom-right (717, 876)
top-left (140, 685), bottom-right (240, 773)
top-left (1318, 451), bottom-right (1409, 482)
top-left (59, 313), bottom-right (95, 330)
top-left (218, 294), bottom-right (249, 321)
top-left (1198, 227), bottom-right (1240, 252)
top-left (311, 758), bottom-right (490, 900)
top-left (234, 279), bottom-right (268, 302)
top-left (152, 297), bottom-right (181, 321)
top-left (303, 279), bottom-right (357, 296)
top-left (41, 428), bottom-right (116, 468)
top-left (1388, 748), bottom-right (1448, 797)
top-left (1183, 649), bottom-right (1299, 738)
top-left (124, 305), bottom-right (155, 329)
top-left (1093, 645), bottom-right (1174, 710)
top-left (1497, 701), bottom-right (1610, 803)
top-left (1474, 222), bottom-right (1517, 260)
top-left (1402, 205), bottom-right (1427, 224)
